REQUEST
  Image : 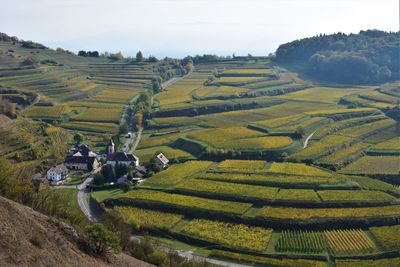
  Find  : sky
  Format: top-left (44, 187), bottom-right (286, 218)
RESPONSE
top-left (1, 0), bottom-right (398, 58)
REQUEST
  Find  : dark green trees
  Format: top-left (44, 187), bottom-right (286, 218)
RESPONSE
top-left (136, 51), bottom-right (143, 62)
top-left (275, 30), bottom-right (400, 84)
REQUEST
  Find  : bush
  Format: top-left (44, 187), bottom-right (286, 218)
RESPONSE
top-left (85, 224), bottom-right (121, 255)
top-left (120, 182), bottom-right (131, 192)
top-left (93, 173), bottom-right (105, 186)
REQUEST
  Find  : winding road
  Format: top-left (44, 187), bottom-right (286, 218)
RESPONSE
top-left (54, 168), bottom-right (101, 222)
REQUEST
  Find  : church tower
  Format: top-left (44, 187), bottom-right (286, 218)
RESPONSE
top-left (107, 139), bottom-right (115, 155)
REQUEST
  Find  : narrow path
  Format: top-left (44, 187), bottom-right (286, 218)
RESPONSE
top-left (130, 127), bottom-right (143, 152)
top-left (303, 131), bottom-right (316, 149)
top-left (130, 235), bottom-right (252, 267)
top-left (151, 69), bottom-right (193, 107)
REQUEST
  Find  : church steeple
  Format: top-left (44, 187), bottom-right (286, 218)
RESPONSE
top-left (107, 139), bottom-right (115, 155)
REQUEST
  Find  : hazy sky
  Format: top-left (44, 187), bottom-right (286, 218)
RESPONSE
top-left (1, 0), bottom-right (398, 57)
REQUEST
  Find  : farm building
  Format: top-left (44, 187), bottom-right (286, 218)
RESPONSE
top-left (47, 164), bottom-right (68, 182)
top-left (107, 152), bottom-right (139, 167)
top-left (155, 153), bottom-right (169, 168)
top-left (65, 144), bottom-right (99, 171)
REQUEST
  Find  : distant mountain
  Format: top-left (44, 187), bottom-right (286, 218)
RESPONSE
top-left (274, 30), bottom-right (400, 84)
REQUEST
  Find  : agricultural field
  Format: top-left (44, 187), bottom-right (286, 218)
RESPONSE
top-left (134, 145), bottom-right (193, 163)
top-left (370, 137), bottom-right (400, 154)
top-left (197, 172), bottom-right (345, 188)
top-left (71, 107), bottom-right (122, 123)
top-left (181, 219), bottom-right (273, 251)
top-left (370, 225), bottom-right (400, 250)
top-left (279, 87), bottom-right (366, 104)
top-left (317, 190), bottom-right (396, 203)
top-left (188, 126), bottom-right (294, 150)
top-left (61, 121), bottom-right (118, 133)
top-left (117, 189), bottom-right (252, 215)
top-left (324, 229), bottom-right (377, 256)
top-left (216, 159), bottom-right (267, 172)
top-left (23, 105), bottom-right (71, 120)
top-left (275, 230), bottom-right (326, 253)
top-left (113, 206), bottom-right (183, 230)
top-left (292, 134), bottom-right (353, 159)
top-left (141, 160), bottom-right (213, 187)
top-left (257, 205), bottom-right (400, 221)
top-left (175, 179), bottom-right (279, 202)
top-left (267, 162), bottom-right (333, 177)
top-left (275, 189), bottom-right (321, 203)
top-left (336, 258), bottom-right (400, 267)
top-left (319, 143), bottom-right (369, 164)
top-left (340, 155), bottom-right (400, 175)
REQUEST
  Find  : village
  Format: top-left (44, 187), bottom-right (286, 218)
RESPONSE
top-left (34, 137), bottom-right (170, 189)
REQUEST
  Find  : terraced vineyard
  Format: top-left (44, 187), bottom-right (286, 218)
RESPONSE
top-left (1, 38), bottom-right (399, 266)
top-left (92, 57), bottom-right (400, 266)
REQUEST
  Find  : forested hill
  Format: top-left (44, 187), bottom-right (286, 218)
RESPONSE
top-left (274, 30), bottom-right (400, 84)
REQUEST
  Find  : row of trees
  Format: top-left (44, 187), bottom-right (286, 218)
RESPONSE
top-left (274, 30), bottom-right (400, 84)
top-left (77, 49), bottom-right (149, 63)
top-left (77, 50), bottom-right (99, 57)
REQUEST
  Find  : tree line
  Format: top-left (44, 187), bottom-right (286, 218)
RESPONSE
top-left (274, 30), bottom-right (400, 84)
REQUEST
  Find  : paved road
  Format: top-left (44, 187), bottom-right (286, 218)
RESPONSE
top-left (76, 176), bottom-right (100, 222)
top-left (53, 168), bottom-right (101, 223)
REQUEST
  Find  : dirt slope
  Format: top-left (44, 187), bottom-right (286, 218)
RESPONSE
top-left (0, 196), bottom-right (152, 267)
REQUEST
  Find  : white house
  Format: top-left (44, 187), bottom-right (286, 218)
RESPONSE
top-left (155, 153), bottom-right (169, 168)
top-left (47, 164), bottom-right (69, 182)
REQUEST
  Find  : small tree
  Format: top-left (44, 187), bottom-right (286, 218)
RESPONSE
top-left (120, 182), bottom-right (130, 192)
top-left (136, 51), bottom-right (143, 62)
top-left (101, 164), bottom-right (116, 183)
top-left (118, 123), bottom-right (128, 135)
top-left (85, 224), bottom-right (121, 255)
top-left (295, 126), bottom-right (306, 138)
top-left (148, 55), bottom-right (158, 62)
top-left (73, 133), bottom-right (83, 145)
top-left (93, 172), bottom-right (105, 186)
top-left (114, 163), bottom-right (128, 178)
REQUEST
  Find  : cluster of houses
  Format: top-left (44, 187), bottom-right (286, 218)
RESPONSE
top-left (43, 139), bottom-right (168, 185)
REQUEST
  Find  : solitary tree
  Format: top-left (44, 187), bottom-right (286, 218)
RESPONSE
top-left (73, 133), bottom-right (83, 145)
top-left (85, 224), bottom-right (121, 255)
top-left (136, 51), bottom-right (143, 62)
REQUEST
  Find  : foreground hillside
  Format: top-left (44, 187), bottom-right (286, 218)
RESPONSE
top-left (0, 196), bottom-right (152, 267)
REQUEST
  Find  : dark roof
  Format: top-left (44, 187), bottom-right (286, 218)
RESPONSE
top-left (107, 152), bottom-right (138, 162)
top-left (72, 144), bottom-right (96, 157)
top-left (65, 156), bottom-right (97, 165)
top-left (49, 164), bottom-right (68, 174)
top-left (135, 165), bottom-right (147, 173)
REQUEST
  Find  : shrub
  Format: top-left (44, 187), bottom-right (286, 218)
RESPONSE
top-left (85, 224), bottom-right (121, 255)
